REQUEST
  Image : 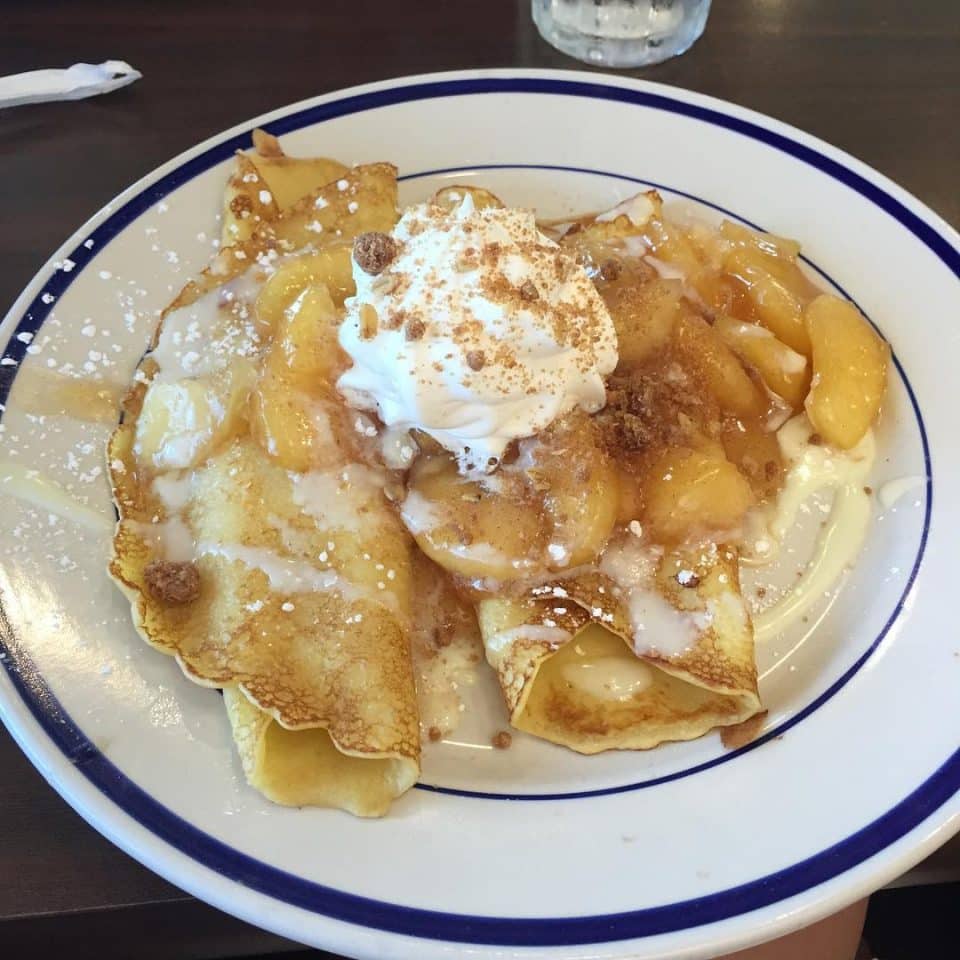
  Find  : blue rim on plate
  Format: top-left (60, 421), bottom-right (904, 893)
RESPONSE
top-left (0, 76), bottom-right (957, 947)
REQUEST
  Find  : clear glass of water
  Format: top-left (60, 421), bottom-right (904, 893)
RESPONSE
top-left (532, 0), bottom-right (712, 69)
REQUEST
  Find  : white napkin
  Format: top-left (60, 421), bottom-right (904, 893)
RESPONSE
top-left (0, 60), bottom-right (142, 109)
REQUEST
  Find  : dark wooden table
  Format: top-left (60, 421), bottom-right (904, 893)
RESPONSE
top-left (2, 1), bottom-right (958, 956)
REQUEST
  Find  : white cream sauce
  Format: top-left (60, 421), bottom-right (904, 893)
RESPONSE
top-left (415, 643), bottom-right (478, 739)
top-left (306, 400), bottom-right (339, 453)
top-left (449, 540), bottom-right (512, 566)
top-left (150, 274), bottom-right (263, 383)
top-left (289, 464), bottom-right (385, 534)
top-left (152, 471), bottom-right (194, 512)
top-left (599, 537), bottom-right (698, 659)
top-left (628, 591), bottom-right (700, 658)
top-left (197, 541), bottom-right (398, 614)
top-left (411, 575), bottom-right (483, 739)
top-left (398, 489), bottom-right (442, 534)
top-left (723, 321), bottom-right (807, 375)
top-left (705, 590), bottom-right (750, 636)
top-left (263, 511), bottom-right (317, 558)
top-left (129, 517), bottom-right (195, 563)
top-left (749, 415), bottom-right (876, 643)
top-left (643, 254), bottom-right (687, 283)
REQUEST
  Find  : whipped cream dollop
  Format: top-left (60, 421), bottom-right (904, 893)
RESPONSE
top-left (337, 193), bottom-right (618, 471)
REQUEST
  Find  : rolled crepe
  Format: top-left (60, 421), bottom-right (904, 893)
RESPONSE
top-left (478, 539), bottom-right (761, 753)
top-left (220, 132), bottom-right (349, 245)
top-left (223, 687), bottom-right (415, 815)
top-left (110, 428), bottom-right (419, 816)
top-left (108, 147), bottom-right (416, 815)
top-left (170, 159), bottom-right (399, 315)
top-left (246, 129), bottom-right (349, 212)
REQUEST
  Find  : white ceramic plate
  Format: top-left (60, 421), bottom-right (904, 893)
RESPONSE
top-left (1, 70), bottom-right (958, 960)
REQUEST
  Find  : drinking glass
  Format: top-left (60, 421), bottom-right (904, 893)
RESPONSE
top-left (532, 0), bottom-right (712, 69)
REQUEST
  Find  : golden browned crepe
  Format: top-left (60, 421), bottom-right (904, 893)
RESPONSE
top-left (109, 140), bottom-right (418, 816)
top-left (220, 130), bottom-right (348, 245)
top-left (478, 543), bottom-right (760, 753)
top-left (174, 159), bottom-right (397, 315)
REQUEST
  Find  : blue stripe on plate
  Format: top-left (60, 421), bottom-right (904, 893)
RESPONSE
top-left (0, 76), bottom-right (955, 946)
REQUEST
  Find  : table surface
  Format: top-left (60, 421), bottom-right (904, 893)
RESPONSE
top-left (1, 0), bottom-right (958, 956)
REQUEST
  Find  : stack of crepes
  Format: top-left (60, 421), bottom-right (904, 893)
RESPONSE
top-left (109, 132), bottom-right (420, 816)
top-left (110, 133), bottom-right (765, 818)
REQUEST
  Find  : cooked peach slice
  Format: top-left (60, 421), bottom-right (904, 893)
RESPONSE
top-left (804, 294), bottom-right (890, 449)
top-left (266, 283), bottom-right (344, 392)
top-left (135, 362), bottom-right (254, 470)
top-left (249, 376), bottom-right (314, 472)
top-left (673, 312), bottom-right (767, 418)
top-left (250, 374), bottom-right (342, 473)
top-left (535, 416), bottom-right (619, 568)
top-left (641, 448), bottom-right (755, 544)
top-left (723, 248), bottom-right (812, 356)
top-left (721, 420), bottom-right (784, 502)
top-left (255, 247), bottom-right (354, 334)
top-left (714, 316), bottom-right (810, 410)
top-left (688, 268), bottom-right (753, 320)
top-left (603, 278), bottom-right (683, 371)
top-left (404, 454), bottom-right (544, 581)
top-left (719, 220), bottom-right (801, 262)
top-left (642, 216), bottom-right (703, 276)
